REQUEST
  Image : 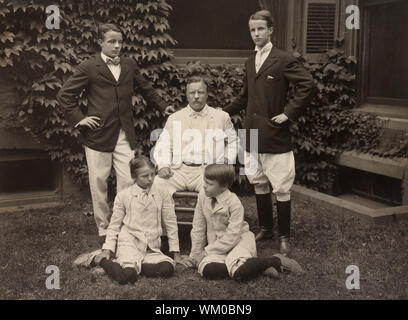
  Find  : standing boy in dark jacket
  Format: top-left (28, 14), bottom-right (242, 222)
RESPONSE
top-left (57, 23), bottom-right (174, 242)
top-left (224, 10), bottom-right (314, 254)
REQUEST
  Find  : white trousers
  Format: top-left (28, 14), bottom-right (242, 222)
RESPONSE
top-left (115, 226), bottom-right (175, 273)
top-left (244, 151), bottom-right (295, 201)
top-left (154, 163), bottom-right (205, 196)
top-left (84, 129), bottom-right (134, 236)
top-left (198, 231), bottom-right (257, 278)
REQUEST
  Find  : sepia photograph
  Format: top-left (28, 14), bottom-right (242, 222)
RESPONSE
top-left (0, 0), bottom-right (407, 309)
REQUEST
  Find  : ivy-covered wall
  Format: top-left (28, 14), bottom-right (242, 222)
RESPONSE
top-left (1, 0), bottom-right (405, 195)
top-left (0, 0), bottom-right (181, 185)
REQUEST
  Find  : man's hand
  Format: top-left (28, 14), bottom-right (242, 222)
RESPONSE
top-left (94, 249), bottom-right (112, 265)
top-left (271, 113), bottom-right (288, 124)
top-left (76, 116), bottom-right (101, 130)
top-left (164, 105), bottom-right (176, 115)
top-left (158, 167), bottom-right (173, 179)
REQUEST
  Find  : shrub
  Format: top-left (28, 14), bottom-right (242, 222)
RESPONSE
top-left (291, 49), bottom-right (383, 193)
top-left (172, 50), bottom-right (385, 194)
top-left (1, 1), bottom-right (395, 195)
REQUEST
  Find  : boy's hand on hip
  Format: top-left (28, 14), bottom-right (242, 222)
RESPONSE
top-left (158, 167), bottom-right (173, 179)
top-left (271, 113), bottom-right (288, 124)
top-left (77, 116), bottom-right (100, 130)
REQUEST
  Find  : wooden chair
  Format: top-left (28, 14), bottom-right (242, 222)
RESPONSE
top-left (173, 191), bottom-right (199, 226)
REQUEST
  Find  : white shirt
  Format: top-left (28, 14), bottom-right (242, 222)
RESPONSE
top-left (255, 41), bottom-right (273, 73)
top-left (153, 104), bottom-right (238, 168)
top-left (101, 52), bottom-right (121, 81)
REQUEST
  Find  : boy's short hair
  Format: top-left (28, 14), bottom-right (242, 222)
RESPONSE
top-left (129, 155), bottom-right (155, 179)
top-left (204, 164), bottom-right (236, 188)
top-left (249, 10), bottom-right (274, 28)
top-left (186, 75), bottom-right (209, 90)
top-left (97, 23), bottom-right (122, 41)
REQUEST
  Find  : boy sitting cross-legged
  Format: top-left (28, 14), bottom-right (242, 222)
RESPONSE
top-left (74, 155), bottom-right (188, 285)
top-left (186, 164), bottom-right (304, 281)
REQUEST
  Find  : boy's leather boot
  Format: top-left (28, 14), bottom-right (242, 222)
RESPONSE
top-left (255, 193), bottom-right (274, 241)
top-left (277, 200), bottom-right (291, 255)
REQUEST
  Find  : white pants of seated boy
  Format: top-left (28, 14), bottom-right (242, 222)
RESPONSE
top-left (114, 224), bottom-right (175, 275)
top-left (85, 129), bottom-right (134, 236)
top-left (154, 163), bottom-right (205, 195)
top-left (198, 231), bottom-right (257, 278)
top-left (244, 151), bottom-right (295, 201)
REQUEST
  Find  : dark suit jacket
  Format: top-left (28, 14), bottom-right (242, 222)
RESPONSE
top-left (224, 47), bottom-right (314, 154)
top-left (57, 54), bottom-right (167, 152)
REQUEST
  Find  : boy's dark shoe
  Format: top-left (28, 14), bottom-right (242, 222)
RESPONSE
top-left (279, 236), bottom-right (291, 255)
top-left (273, 253), bottom-right (304, 275)
top-left (123, 267), bottom-right (138, 284)
top-left (263, 266), bottom-right (279, 278)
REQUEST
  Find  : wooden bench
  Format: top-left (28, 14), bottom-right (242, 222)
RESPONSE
top-left (173, 191), bottom-right (199, 225)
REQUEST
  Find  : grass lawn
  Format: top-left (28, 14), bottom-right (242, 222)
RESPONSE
top-left (0, 193), bottom-right (407, 300)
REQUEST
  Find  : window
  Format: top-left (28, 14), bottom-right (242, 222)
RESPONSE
top-left (167, 0), bottom-right (259, 50)
top-left (303, 0), bottom-right (339, 57)
top-left (167, 0), bottom-right (260, 62)
top-left (339, 166), bottom-right (402, 206)
top-left (0, 149), bottom-right (62, 208)
top-left (361, 0), bottom-right (408, 106)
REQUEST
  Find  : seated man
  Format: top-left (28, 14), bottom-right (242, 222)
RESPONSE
top-left (152, 75), bottom-right (238, 196)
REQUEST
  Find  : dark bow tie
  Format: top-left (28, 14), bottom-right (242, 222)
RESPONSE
top-left (106, 56), bottom-right (120, 65)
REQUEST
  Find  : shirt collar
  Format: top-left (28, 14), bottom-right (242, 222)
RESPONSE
top-left (101, 52), bottom-right (119, 64)
top-left (130, 183), bottom-right (153, 197)
top-left (187, 104), bottom-right (209, 117)
top-left (255, 41), bottom-right (273, 54)
top-left (214, 189), bottom-right (231, 204)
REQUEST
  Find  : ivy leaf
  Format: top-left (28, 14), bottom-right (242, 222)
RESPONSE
top-left (136, 3), bottom-right (149, 14)
top-left (0, 6), bottom-right (9, 17)
top-left (135, 118), bottom-right (148, 129)
top-left (324, 64), bottom-right (343, 74)
top-left (0, 57), bottom-right (13, 67)
top-left (12, 0), bottom-right (30, 12)
top-left (44, 99), bottom-right (58, 108)
top-left (50, 42), bottom-right (64, 51)
top-left (32, 83), bottom-right (45, 91)
top-left (0, 31), bottom-right (15, 43)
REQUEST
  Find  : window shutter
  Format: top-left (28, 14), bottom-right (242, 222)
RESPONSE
top-left (304, 0), bottom-right (339, 54)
